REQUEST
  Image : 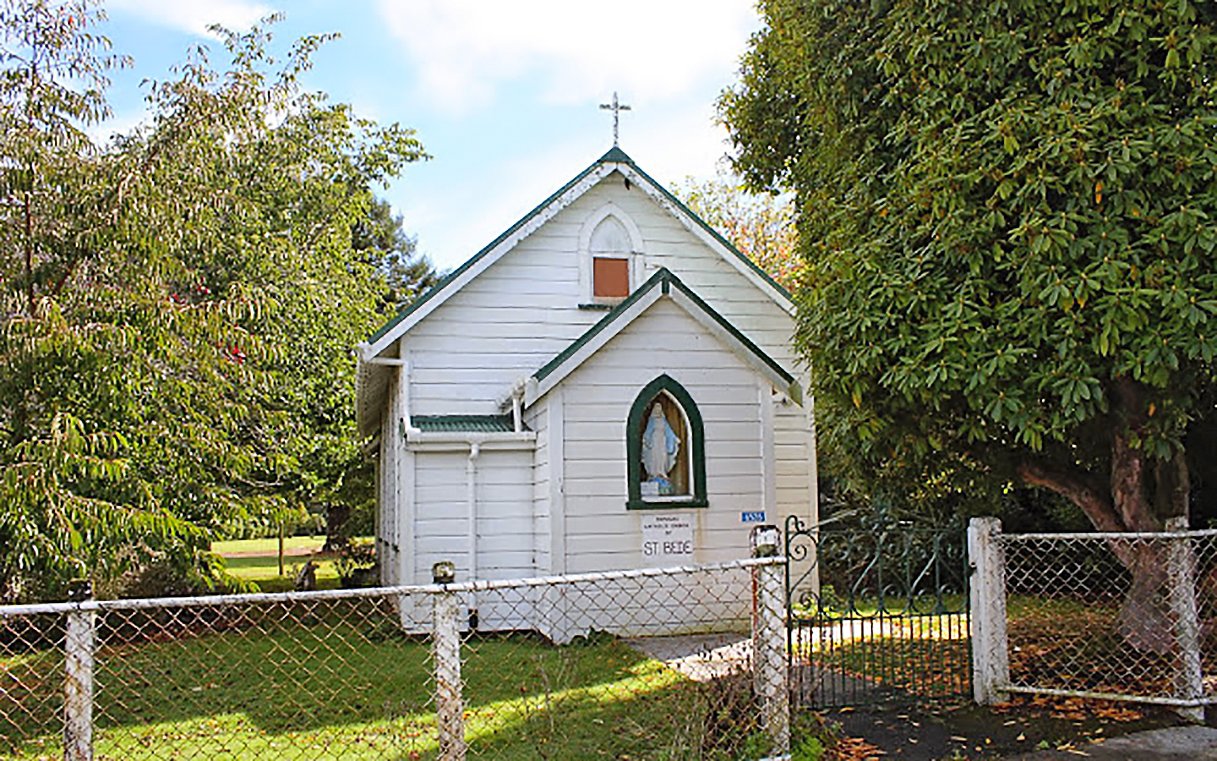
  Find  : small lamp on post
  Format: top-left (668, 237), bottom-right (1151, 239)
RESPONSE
top-left (432, 561), bottom-right (456, 585)
top-left (750, 524), bottom-right (781, 558)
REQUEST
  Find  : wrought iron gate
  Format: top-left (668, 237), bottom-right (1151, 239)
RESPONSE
top-left (785, 514), bottom-right (971, 707)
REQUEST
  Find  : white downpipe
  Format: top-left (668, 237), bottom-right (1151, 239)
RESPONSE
top-left (391, 361), bottom-right (420, 438)
top-left (511, 392), bottom-right (523, 433)
top-left (467, 443), bottom-right (481, 584)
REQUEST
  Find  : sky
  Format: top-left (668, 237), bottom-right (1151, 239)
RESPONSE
top-left (94, 0), bottom-right (763, 272)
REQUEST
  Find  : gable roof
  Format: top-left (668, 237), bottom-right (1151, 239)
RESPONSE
top-left (358, 146), bottom-right (793, 360)
top-left (524, 268), bottom-right (802, 408)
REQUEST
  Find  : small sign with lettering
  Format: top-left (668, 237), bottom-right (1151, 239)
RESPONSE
top-left (641, 514), bottom-right (694, 564)
top-left (741, 511), bottom-right (766, 523)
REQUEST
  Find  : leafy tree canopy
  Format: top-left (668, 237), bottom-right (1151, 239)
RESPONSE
top-left (0, 0), bottom-right (429, 600)
top-left (722, 0), bottom-right (1217, 534)
top-left (674, 166), bottom-right (801, 289)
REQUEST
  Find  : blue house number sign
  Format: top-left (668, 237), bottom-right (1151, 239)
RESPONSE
top-left (741, 511), bottom-right (766, 523)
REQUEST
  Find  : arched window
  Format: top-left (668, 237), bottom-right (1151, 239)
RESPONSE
top-left (626, 375), bottom-right (707, 509)
top-left (578, 203), bottom-right (643, 307)
top-left (589, 216), bottom-right (631, 299)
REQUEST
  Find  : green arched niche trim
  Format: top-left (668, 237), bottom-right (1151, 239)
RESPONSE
top-left (627, 374), bottom-right (708, 510)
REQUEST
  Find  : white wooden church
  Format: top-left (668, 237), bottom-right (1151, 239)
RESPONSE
top-left (356, 145), bottom-right (817, 637)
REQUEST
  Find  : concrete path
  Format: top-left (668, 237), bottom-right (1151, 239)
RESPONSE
top-left (623, 633), bottom-right (753, 681)
top-left (1009, 725), bottom-right (1217, 760)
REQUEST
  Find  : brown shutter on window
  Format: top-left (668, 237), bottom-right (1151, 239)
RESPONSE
top-left (593, 257), bottom-right (630, 298)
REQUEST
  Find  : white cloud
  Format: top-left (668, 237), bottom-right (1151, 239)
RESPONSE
top-left (375, 0), bottom-right (758, 113)
top-left (398, 106), bottom-right (733, 272)
top-left (108, 0), bottom-right (273, 37)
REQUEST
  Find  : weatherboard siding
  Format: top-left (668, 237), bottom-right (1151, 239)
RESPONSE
top-left (409, 449), bottom-right (535, 585)
top-left (378, 372), bottom-right (402, 587)
top-left (557, 299), bottom-right (764, 573)
top-left (399, 172), bottom-right (801, 417)
top-left (525, 399), bottom-right (552, 573)
top-left (587, 176), bottom-right (802, 371)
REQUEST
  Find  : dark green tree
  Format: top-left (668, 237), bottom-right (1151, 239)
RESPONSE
top-left (723, 0), bottom-right (1217, 648)
top-left (354, 196), bottom-right (439, 315)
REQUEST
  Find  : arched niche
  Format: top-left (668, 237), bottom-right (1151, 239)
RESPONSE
top-left (626, 374), bottom-right (707, 509)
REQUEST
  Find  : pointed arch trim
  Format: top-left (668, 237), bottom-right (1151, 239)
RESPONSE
top-left (626, 374), bottom-right (708, 510)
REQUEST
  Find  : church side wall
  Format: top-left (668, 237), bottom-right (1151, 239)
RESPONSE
top-left (377, 374), bottom-right (401, 586)
top-left (472, 449), bottom-right (536, 580)
top-left (409, 448), bottom-right (536, 585)
top-left (774, 402), bottom-right (815, 518)
top-left (411, 452), bottom-right (470, 583)
top-left (525, 399), bottom-right (552, 575)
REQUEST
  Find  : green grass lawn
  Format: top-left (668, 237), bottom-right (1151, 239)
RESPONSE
top-left (221, 553), bottom-right (341, 592)
top-left (2, 613), bottom-right (760, 760)
top-left (211, 536), bottom-right (376, 593)
top-left (211, 536), bottom-right (328, 556)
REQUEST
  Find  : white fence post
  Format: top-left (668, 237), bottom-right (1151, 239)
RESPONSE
top-left (63, 581), bottom-right (95, 761)
top-left (750, 527), bottom-right (789, 757)
top-left (1165, 517), bottom-right (1205, 723)
top-left (968, 517), bottom-right (1010, 705)
top-left (431, 563), bottom-right (466, 761)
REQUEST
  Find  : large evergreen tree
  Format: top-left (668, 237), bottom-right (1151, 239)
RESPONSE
top-left (722, 0), bottom-right (1216, 648)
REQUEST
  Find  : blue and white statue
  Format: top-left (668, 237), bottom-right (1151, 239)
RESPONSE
top-left (641, 402), bottom-right (680, 495)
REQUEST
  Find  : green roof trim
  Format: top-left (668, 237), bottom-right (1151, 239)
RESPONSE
top-left (621, 158), bottom-right (793, 303)
top-left (532, 268), bottom-right (795, 387)
top-left (364, 145), bottom-right (790, 349)
top-left (411, 415), bottom-right (520, 433)
top-left (599, 145), bottom-right (632, 163)
top-left (366, 147), bottom-right (628, 346)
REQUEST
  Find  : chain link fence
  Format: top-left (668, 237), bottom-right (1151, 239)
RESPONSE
top-left (1, 558), bottom-right (787, 760)
top-left (969, 518), bottom-right (1217, 718)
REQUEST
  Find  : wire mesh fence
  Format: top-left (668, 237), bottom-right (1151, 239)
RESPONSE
top-left (1, 558), bottom-right (787, 760)
top-left (991, 525), bottom-right (1217, 711)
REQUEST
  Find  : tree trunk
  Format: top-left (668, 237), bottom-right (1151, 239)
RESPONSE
top-left (1018, 376), bottom-right (1189, 654)
top-left (1116, 542), bottom-right (1174, 654)
top-left (323, 503), bottom-right (350, 552)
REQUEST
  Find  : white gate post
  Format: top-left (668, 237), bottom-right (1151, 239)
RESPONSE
top-left (63, 581), bottom-right (96, 761)
top-left (431, 563), bottom-right (466, 761)
top-left (750, 527), bottom-right (790, 756)
top-left (1165, 517), bottom-right (1205, 723)
top-left (968, 517), bottom-right (1010, 705)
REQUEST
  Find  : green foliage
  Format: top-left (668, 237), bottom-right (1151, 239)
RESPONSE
top-left (673, 166), bottom-right (801, 289)
top-left (333, 539), bottom-right (376, 588)
top-left (0, 1), bottom-right (427, 600)
top-left (723, 0), bottom-right (1217, 528)
top-left (354, 196), bottom-right (440, 315)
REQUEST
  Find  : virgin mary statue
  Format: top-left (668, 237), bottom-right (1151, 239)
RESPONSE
top-left (641, 401), bottom-right (680, 495)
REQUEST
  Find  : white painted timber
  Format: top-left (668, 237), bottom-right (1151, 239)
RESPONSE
top-left (365, 169), bottom-right (803, 423)
top-left (362, 150), bottom-right (817, 641)
top-left (556, 299), bottom-right (765, 575)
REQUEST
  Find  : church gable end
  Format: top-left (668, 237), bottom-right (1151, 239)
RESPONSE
top-left (362, 145), bottom-right (818, 599)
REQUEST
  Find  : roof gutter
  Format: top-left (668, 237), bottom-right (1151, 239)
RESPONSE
top-left (357, 351), bottom-right (421, 439)
top-left (405, 430), bottom-right (536, 452)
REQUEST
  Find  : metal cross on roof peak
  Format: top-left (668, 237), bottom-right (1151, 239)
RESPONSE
top-left (599, 91), bottom-right (631, 147)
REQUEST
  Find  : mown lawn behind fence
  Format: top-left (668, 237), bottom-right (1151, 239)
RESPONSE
top-left (2, 613), bottom-right (763, 760)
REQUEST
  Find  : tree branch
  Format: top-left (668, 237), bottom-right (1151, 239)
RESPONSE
top-left (1017, 458), bottom-right (1126, 532)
